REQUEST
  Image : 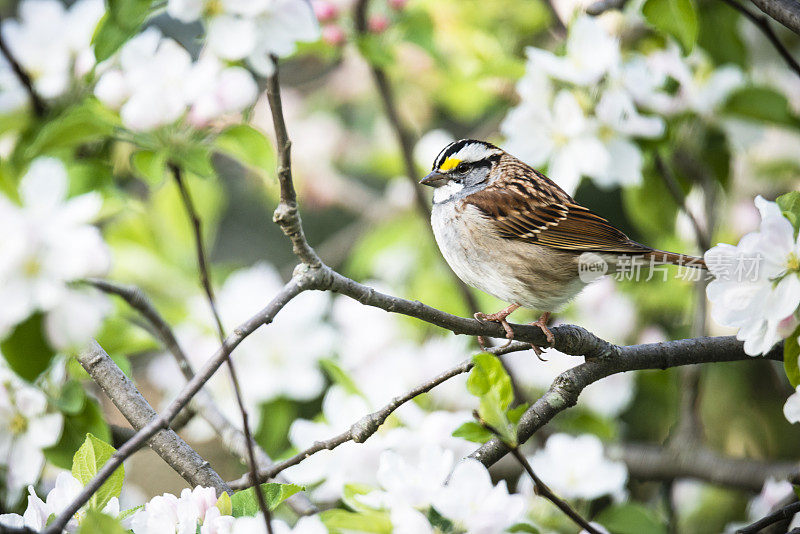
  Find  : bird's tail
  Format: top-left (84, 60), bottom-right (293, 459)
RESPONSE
top-left (644, 249), bottom-right (707, 269)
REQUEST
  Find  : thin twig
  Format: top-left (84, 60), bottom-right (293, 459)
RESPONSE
top-left (45, 278), bottom-right (306, 534)
top-left (78, 341), bottom-right (230, 492)
top-left (85, 277), bottom-right (317, 515)
top-left (0, 27), bottom-right (46, 117)
top-left (170, 164), bottom-right (273, 534)
top-left (265, 56), bottom-right (321, 268)
top-left (228, 341), bottom-right (528, 489)
top-left (586, 0), bottom-right (627, 15)
top-left (653, 153), bottom-right (710, 250)
top-left (475, 413), bottom-right (601, 534)
top-left (718, 0), bottom-right (800, 81)
top-left (352, 0), bottom-right (481, 314)
top-left (737, 500), bottom-right (800, 533)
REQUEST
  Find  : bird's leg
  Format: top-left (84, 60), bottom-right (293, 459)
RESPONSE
top-left (475, 303), bottom-right (521, 348)
top-left (528, 312), bottom-right (554, 359)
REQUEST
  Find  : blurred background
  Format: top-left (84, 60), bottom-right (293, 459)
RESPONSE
top-left (1, 0), bottom-right (800, 532)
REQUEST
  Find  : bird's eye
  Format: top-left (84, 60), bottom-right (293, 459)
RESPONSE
top-left (455, 162), bottom-right (471, 174)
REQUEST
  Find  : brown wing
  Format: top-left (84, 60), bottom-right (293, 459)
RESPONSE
top-left (467, 164), bottom-right (652, 255)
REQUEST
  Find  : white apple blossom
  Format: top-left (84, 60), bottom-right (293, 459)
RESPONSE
top-left (0, 472), bottom-right (120, 531)
top-left (0, 59), bottom-right (27, 113)
top-left (643, 45), bottom-right (745, 117)
top-left (432, 458), bottom-right (526, 533)
top-left (94, 28), bottom-right (258, 131)
top-left (0, 157), bottom-right (111, 350)
top-left (0, 363), bottom-right (63, 507)
top-left (131, 485), bottom-right (218, 534)
top-left (285, 386), bottom-right (473, 502)
top-left (522, 434), bottom-right (628, 501)
top-left (783, 381), bottom-right (800, 424)
top-left (527, 15), bottom-right (620, 86)
top-left (705, 196), bottom-right (800, 356)
top-left (166, 0), bottom-right (319, 76)
top-left (0, 0), bottom-right (103, 102)
top-left (148, 262), bottom-right (333, 435)
top-left (202, 513), bottom-right (327, 534)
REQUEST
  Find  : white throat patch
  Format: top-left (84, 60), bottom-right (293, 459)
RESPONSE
top-left (433, 180), bottom-right (465, 203)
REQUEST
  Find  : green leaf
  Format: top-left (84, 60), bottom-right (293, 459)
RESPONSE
top-left (45, 397), bottom-right (110, 469)
top-left (92, 0), bottom-right (155, 62)
top-left (78, 510), bottom-right (127, 534)
top-left (508, 403), bottom-right (529, 425)
top-left (595, 503), bottom-right (668, 534)
top-left (342, 483), bottom-right (378, 513)
top-left (508, 524), bottom-right (542, 533)
top-left (321, 509), bottom-right (393, 534)
top-left (467, 353), bottom-right (516, 444)
top-left (320, 359), bottom-right (363, 397)
top-left (723, 86), bottom-right (800, 128)
top-left (118, 505), bottom-right (143, 522)
top-left (698, 3), bottom-right (746, 67)
top-left (214, 125), bottom-right (275, 176)
top-left (1, 313), bottom-right (56, 382)
top-left (131, 150), bottom-right (167, 185)
top-left (54, 380), bottom-right (87, 415)
top-left (785, 326), bottom-right (800, 388)
top-left (25, 99), bottom-right (118, 158)
top-left (216, 492), bottom-right (232, 516)
top-left (452, 421), bottom-right (493, 443)
top-left (642, 0), bottom-right (698, 53)
top-left (254, 398), bottom-right (297, 457)
top-left (230, 483), bottom-right (303, 517)
top-left (778, 191), bottom-right (800, 233)
top-left (355, 35), bottom-right (395, 67)
top-left (171, 145), bottom-right (215, 179)
top-left (72, 433), bottom-right (124, 511)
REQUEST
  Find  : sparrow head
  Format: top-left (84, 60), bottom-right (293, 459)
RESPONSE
top-left (420, 139), bottom-right (504, 204)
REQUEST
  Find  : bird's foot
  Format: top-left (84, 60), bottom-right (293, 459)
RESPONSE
top-left (474, 303), bottom-right (521, 349)
top-left (528, 312), bottom-right (554, 360)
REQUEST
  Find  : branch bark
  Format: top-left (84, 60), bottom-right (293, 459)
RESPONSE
top-left (78, 341), bottom-right (229, 492)
top-left (469, 338), bottom-right (784, 468)
top-left (85, 277), bottom-right (316, 516)
top-left (171, 164), bottom-right (273, 533)
top-left (747, 0), bottom-right (800, 35)
top-left (46, 278), bottom-right (306, 534)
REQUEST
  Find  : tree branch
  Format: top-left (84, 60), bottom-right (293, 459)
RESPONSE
top-left (85, 277), bottom-right (316, 516)
top-left (46, 278), bottom-right (307, 534)
top-left (719, 0), bottom-right (800, 79)
top-left (747, 0), bottom-right (800, 35)
top-left (78, 341), bottom-right (230, 492)
top-left (737, 500), bottom-right (800, 533)
top-left (171, 164), bottom-right (273, 533)
top-left (227, 341), bottom-right (530, 489)
top-left (469, 338), bottom-right (784, 468)
top-left (611, 442), bottom-right (800, 492)
top-left (0, 26), bottom-right (46, 117)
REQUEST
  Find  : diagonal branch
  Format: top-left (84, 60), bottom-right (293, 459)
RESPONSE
top-left (0, 26), bottom-right (46, 117)
top-left (746, 0), bottom-right (800, 35)
top-left (78, 340), bottom-right (230, 492)
top-left (352, 0), bottom-right (480, 314)
top-left (469, 338), bottom-right (785, 468)
top-left (228, 341), bottom-right (531, 489)
top-left (45, 277), bottom-right (307, 534)
top-left (737, 500), bottom-right (800, 533)
top-left (170, 163), bottom-right (273, 533)
top-left (719, 0), bottom-right (800, 79)
top-left (84, 277), bottom-right (317, 515)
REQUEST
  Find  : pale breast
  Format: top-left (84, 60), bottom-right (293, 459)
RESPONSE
top-left (431, 202), bottom-right (586, 311)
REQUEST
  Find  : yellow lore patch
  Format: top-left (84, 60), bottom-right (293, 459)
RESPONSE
top-left (439, 157), bottom-right (461, 171)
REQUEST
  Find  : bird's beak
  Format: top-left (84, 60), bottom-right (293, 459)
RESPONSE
top-left (420, 171), bottom-right (447, 187)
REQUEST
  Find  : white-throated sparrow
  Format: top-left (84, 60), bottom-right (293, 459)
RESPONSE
top-left (420, 139), bottom-right (706, 353)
